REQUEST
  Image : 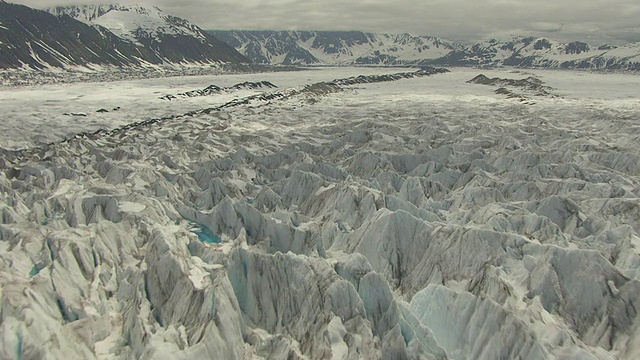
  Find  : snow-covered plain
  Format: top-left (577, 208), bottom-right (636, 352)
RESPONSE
top-left (1, 67), bottom-right (640, 359)
top-left (0, 67), bottom-right (414, 149)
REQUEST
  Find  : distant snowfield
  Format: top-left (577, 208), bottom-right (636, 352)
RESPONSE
top-left (0, 67), bottom-right (413, 149)
top-left (1, 67), bottom-right (638, 149)
top-left (2, 67), bottom-right (640, 359)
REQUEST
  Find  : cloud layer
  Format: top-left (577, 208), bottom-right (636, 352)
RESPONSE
top-left (11, 0), bottom-right (640, 44)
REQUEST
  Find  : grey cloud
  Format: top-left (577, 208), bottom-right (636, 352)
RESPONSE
top-left (10, 0), bottom-right (640, 44)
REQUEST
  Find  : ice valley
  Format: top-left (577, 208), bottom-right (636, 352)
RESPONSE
top-left (1, 67), bottom-right (640, 359)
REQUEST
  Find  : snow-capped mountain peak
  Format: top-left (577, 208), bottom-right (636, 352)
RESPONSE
top-left (212, 30), bottom-right (640, 71)
top-left (48, 4), bottom-right (207, 45)
top-left (40, 4), bottom-right (247, 66)
top-left (210, 30), bottom-right (460, 66)
top-left (0, 1), bottom-right (247, 70)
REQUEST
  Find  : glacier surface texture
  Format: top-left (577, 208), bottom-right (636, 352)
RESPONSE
top-left (1, 67), bottom-right (640, 359)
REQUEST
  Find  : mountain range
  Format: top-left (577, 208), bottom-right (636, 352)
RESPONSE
top-left (209, 30), bottom-right (458, 66)
top-left (212, 30), bottom-right (640, 71)
top-left (0, 1), bottom-right (247, 70)
top-left (0, 1), bottom-right (639, 72)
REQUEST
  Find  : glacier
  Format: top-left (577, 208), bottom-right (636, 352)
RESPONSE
top-left (1, 67), bottom-right (640, 359)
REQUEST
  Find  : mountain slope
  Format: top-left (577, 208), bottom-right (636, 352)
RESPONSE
top-left (210, 30), bottom-right (458, 66)
top-left (0, 1), bottom-right (247, 70)
top-left (433, 36), bottom-right (640, 71)
top-left (212, 30), bottom-right (640, 71)
top-left (48, 4), bottom-right (248, 65)
top-left (0, 1), bottom-right (156, 69)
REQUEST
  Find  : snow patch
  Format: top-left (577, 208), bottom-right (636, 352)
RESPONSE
top-left (118, 201), bottom-right (146, 213)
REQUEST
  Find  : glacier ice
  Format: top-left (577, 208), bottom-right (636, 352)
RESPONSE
top-left (1, 68), bottom-right (640, 359)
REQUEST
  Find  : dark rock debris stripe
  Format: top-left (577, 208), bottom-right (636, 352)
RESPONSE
top-left (0, 67), bottom-right (449, 165)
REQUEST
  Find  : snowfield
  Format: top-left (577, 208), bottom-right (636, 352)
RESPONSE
top-left (1, 67), bottom-right (640, 359)
top-left (0, 67), bottom-right (415, 149)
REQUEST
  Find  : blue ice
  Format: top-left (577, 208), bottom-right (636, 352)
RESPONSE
top-left (188, 222), bottom-right (221, 244)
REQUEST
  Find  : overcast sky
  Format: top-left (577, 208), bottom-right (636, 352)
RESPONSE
top-left (11, 0), bottom-right (640, 44)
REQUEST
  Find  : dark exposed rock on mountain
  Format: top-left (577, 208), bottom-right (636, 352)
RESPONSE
top-left (0, 2), bottom-right (247, 70)
top-left (431, 37), bottom-right (640, 71)
top-left (49, 5), bottom-right (248, 65)
top-left (0, 2), bottom-right (144, 69)
top-left (213, 30), bottom-right (640, 71)
top-left (210, 30), bottom-right (457, 66)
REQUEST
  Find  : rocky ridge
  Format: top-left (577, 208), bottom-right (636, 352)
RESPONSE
top-left (210, 30), bottom-right (458, 66)
top-left (467, 74), bottom-right (557, 103)
top-left (160, 81), bottom-right (279, 100)
top-left (0, 2), bottom-right (247, 70)
top-left (213, 31), bottom-right (640, 71)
